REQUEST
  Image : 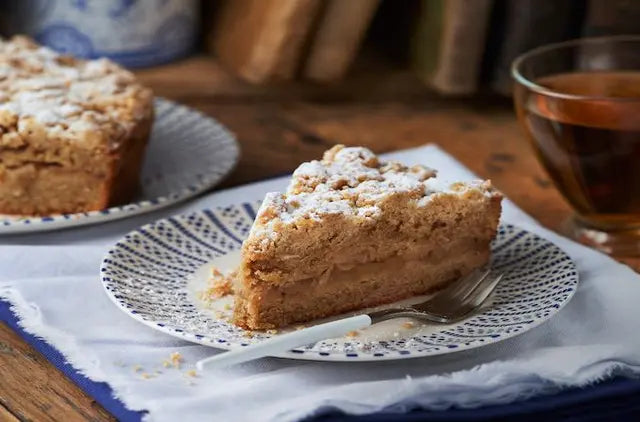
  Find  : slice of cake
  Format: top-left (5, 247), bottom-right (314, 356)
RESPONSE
top-left (0, 36), bottom-right (153, 215)
top-left (233, 145), bottom-right (502, 330)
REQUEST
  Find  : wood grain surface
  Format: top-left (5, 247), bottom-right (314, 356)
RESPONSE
top-left (1, 55), bottom-right (638, 421)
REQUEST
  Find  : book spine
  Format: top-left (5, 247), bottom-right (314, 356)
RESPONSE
top-left (412, 0), bottom-right (493, 95)
top-left (209, 0), bottom-right (321, 84)
top-left (303, 0), bottom-right (380, 82)
top-left (431, 0), bottom-right (493, 95)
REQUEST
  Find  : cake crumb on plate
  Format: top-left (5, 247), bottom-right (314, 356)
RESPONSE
top-left (201, 267), bottom-right (236, 301)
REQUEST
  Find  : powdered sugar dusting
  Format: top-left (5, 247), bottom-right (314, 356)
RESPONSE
top-left (250, 145), bottom-right (497, 235)
top-left (0, 36), bottom-right (151, 143)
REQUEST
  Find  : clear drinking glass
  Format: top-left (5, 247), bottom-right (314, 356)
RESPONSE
top-left (512, 36), bottom-right (640, 255)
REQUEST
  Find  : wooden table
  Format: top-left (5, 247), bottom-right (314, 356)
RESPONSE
top-left (1, 56), bottom-right (638, 421)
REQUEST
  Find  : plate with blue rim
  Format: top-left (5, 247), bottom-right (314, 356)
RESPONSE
top-left (0, 98), bottom-right (239, 234)
top-left (101, 201), bottom-right (578, 362)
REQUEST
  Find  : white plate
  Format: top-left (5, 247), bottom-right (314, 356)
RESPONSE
top-left (101, 201), bottom-right (579, 362)
top-left (0, 98), bottom-right (239, 234)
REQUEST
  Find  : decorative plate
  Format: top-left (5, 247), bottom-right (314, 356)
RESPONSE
top-left (101, 201), bottom-right (579, 362)
top-left (0, 98), bottom-right (239, 234)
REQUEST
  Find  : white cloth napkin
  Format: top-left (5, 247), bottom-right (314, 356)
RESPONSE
top-left (2, 145), bottom-right (640, 422)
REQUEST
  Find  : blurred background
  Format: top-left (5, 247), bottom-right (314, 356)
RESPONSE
top-left (2, 0), bottom-right (640, 255)
top-left (2, 0), bottom-right (640, 228)
top-left (1, 0), bottom-right (639, 97)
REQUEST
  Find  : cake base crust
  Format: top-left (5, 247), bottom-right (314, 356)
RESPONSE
top-left (234, 238), bottom-right (490, 329)
top-left (0, 113), bottom-right (152, 215)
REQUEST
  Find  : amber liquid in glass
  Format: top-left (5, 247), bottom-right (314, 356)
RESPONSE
top-left (520, 71), bottom-right (640, 228)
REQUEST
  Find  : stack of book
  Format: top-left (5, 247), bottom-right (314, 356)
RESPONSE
top-left (412, 0), bottom-right (639, 95)
top-left (207, 0), bottom-right (640, 95)
top-left (207, 0), bottom-right (380, 84)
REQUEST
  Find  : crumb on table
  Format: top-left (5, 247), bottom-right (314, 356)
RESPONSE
top-left (346, 330), bottom-right (359, 337)
top-left (402, 321), bottom-right (415, 329)
top-left (169, 352), bottom-right (183, 368)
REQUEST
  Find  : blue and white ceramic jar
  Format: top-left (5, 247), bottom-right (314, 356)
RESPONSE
top-left (4, 0), bottom-right (199, 67)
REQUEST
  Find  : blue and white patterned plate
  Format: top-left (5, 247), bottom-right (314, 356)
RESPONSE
top-left (0, 98), bottom-right (239, 234)
top-left (101, 202), bottom-right (579, 362)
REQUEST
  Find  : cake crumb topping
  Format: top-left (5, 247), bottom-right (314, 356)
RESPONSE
top-left (250, 145), bottom-right (498, 233)
top-left (0, 36), bottom-right (151, 148)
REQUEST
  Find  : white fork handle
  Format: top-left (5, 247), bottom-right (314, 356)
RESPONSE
top-left (196, 314), bottom-right (372, 370)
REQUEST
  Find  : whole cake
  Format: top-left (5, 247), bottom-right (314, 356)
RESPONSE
top-left (233, 145), bottom-right (502, 330)
top-left (0, 36), bottom-right (153, 215)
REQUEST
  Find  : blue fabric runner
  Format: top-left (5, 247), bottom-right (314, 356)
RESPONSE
top-left (3, 298), bottom-right (640, 421)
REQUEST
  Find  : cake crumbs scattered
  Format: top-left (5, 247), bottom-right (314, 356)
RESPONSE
top-left (346, 331), bottom-right (359, 338)
top-left (266, 329), bottom-right (279, 335)
top-left (140, 373), bottom-right (154, 379)
top-left (402, 322), bottom-right (415, 329)
top-left (169, 352), bottom-right (183, 368)
top-left (210, 268), bottom-right (235, 297)
top-left (223, 303), bottom-right (232, 311)
top-left (197, 267), bottom-right (237, 305)
top-left (162, 360), bottom-right (171, 368)
top-left (133, 365), bottom-right (143, 373)
top-left (243, 331), bottom-right (254, 338)
top-left (185, 370), bottom-right (197, 378)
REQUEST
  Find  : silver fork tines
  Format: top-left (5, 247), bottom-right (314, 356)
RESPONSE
top-left (368, 268), bottom-right (503, 325)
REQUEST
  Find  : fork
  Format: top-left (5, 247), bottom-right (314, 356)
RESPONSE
top-left (196, 268), bottom-right (503, 371)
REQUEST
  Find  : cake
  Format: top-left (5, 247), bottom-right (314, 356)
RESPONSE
top-left (233, 145), bottom-right (502, 330)
top-left (0, 36), bottom-right (153, 215)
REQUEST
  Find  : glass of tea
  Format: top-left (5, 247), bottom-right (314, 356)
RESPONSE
top-left (512, 36), bottom-right (640, 255)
